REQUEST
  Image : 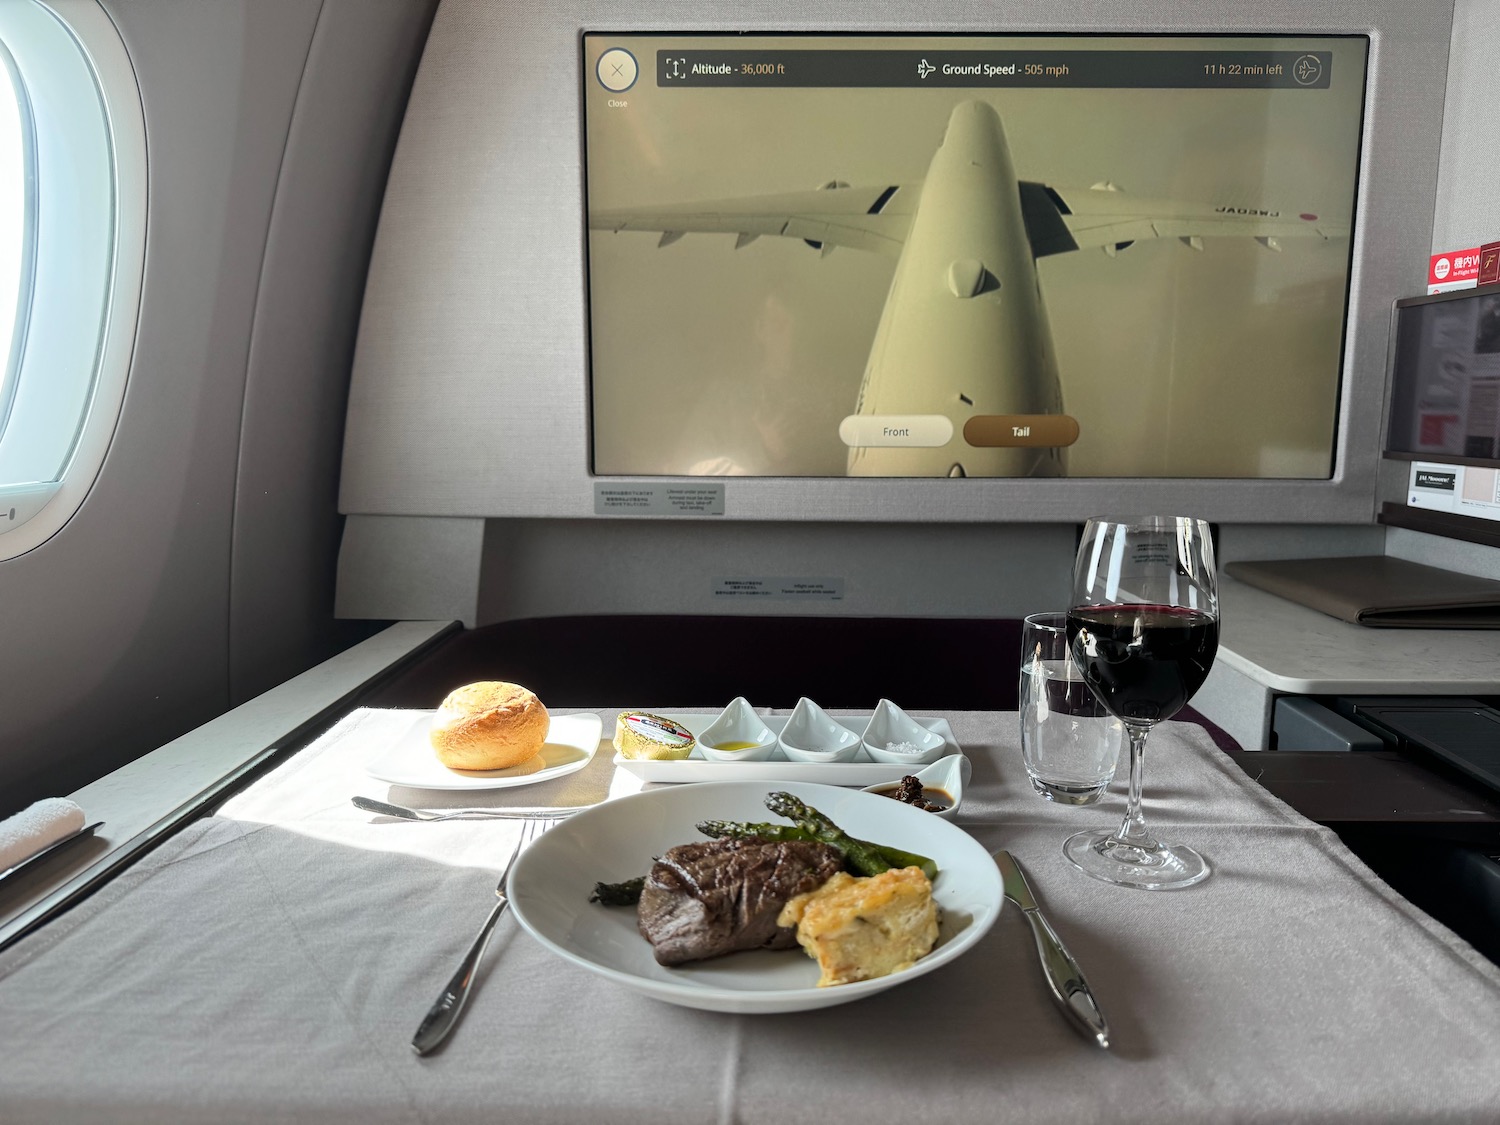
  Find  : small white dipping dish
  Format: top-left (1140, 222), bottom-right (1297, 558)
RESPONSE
top-left (697, 697), bottom-right (778, 762)
top-left (861, 699), bottom-right (947, 765)
top-left (860, 753), bottom-right (970, 822)
top-left (778, 697), bottom-right (861, 763)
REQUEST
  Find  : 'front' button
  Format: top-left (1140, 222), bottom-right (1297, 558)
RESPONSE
top-left (838, 415), bottom-right (955, 448)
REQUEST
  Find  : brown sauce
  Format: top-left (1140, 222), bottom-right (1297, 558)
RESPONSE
top-left (874, 780), bottom-right (951, 812)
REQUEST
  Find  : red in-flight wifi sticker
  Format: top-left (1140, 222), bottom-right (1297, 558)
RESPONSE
top-left (1429, 247), bottom-right (1481, 292)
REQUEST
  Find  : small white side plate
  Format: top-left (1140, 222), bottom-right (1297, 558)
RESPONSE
top-left (364, 712), bottom-right (604, 791)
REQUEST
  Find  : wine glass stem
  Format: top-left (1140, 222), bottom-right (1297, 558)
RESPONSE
top-left (1112, 723), bottom-right (1158, 850)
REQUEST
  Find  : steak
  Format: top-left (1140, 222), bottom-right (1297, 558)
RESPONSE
top-left (637, 837), bottom-right (843, 966)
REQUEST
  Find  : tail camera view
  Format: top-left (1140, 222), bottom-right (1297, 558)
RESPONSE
top-left (583, 35), bottom-right (1367, 479)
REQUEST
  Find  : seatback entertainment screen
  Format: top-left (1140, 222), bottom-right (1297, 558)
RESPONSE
top-left (583, 34), bottom-right (1367, 479)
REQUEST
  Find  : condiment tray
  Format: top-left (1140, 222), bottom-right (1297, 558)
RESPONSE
top-left (612, 713), bottom-right (962, 784)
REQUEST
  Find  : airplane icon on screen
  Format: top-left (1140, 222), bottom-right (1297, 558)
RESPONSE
top-left (918, 58), bottom-right (935, 79)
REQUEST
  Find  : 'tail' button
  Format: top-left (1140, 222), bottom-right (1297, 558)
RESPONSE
top-left (963, 415), bottom-right (1080, 448)
top-left (838, 415), bottom-right (955, 448)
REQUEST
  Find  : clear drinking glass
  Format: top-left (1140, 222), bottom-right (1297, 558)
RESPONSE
top-left (1064, 516), bottom-right (1219, 889)
top-left (1019, 613), bottom-right (1122, 805)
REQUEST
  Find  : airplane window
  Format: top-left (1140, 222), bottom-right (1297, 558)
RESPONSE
top-left (0, 45), bottom-right (25, 442)
top-left (0, 1), bottom-right (145, 559)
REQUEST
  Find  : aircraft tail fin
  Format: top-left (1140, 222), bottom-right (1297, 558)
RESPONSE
top-left (1018, 181), bottom-right (1079, 259)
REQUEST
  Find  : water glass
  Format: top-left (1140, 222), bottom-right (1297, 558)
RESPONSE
top-left (1019, 612), bottom-right (1122, 804)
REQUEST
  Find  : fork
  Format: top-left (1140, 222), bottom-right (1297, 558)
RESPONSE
top-left (411, 816), bottom-right (552, 1056)
top-left (353, 796), bottom-right (580, 822)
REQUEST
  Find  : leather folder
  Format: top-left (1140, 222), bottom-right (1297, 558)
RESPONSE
top-left (1224, 555), bottom-right (1500, 628)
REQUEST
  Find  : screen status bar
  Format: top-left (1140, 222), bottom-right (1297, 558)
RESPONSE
top-left (638, 50), bottom-right (1332, 90)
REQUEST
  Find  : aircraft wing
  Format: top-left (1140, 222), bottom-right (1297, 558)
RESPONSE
top-left (589, 183), bottom-right (917, 258)
top-left (1045, 184), bottom-right (1349, 254)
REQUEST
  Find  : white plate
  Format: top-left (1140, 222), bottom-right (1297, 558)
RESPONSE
top-left (363, 712), bottom-right (603, 791)
top-left (507, 780), bottom-right (1003, 1014)
top-left (614, 713), bottom-right (962, 784)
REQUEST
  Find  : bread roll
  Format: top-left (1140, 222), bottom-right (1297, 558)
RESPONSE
top-left (430, 681), bottom-right (550, 770)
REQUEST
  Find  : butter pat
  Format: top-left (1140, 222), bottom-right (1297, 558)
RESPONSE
top-left (613, 711), bottom-right (696, 760)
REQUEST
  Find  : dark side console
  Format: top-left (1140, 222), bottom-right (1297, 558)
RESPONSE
top-left (1266, 694), bottom-right (1500, 963)
top-left (1274, 694), bottom-right (1500, 795)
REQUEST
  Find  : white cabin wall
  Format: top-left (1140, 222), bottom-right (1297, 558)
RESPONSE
top-left (228, 0), bottom-right (438, 702)
top-left (0, 0), bottom-right (436, 814)
top-left (1431, 0), bottom-right (1500, 253)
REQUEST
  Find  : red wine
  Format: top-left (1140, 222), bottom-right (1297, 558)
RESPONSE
top-left (1066, 605), bottom-right (1218, 724)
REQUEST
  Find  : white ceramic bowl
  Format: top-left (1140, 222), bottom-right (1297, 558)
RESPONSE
top-left (861, 699), bottom-right (948, 765)
top-left (859, 753), bottom-right (971, 821)
top-left (697, 697), bottom-right (778, 762)
top-left (506, 780), bottom-right (1004, 1014)
top-left (777, 697), bottom-right (862, 763)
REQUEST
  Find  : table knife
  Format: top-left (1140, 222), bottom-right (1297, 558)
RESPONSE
top-left (994, 849), bottom-right (1111, 1049)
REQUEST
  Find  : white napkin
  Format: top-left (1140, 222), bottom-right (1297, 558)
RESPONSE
top-left (0, 798), bottom-right (87, 874)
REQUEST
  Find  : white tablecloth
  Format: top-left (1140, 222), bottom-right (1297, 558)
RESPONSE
top-left (2, 707), bottom-right (1498, 1124)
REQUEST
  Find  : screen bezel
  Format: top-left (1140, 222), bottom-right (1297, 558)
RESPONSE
top-left (1380, 282), bottom-right (1500, 550)
top-left (1385, 282), bottom-right (1500, 470)
top-left (335, 1), bottom-right (1450, 528)
top-left (580, 30), bottom-right (1370, 487)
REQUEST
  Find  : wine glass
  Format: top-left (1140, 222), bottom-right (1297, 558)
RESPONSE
top-left (1063, 516), bottom-right (1219, 889)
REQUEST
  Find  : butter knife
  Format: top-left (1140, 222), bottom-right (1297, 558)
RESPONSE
top-left (994, 849), bottom-right (1111, 1049)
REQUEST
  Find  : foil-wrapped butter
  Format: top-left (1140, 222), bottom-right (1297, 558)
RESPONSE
top-left (614, 711), bottom-right (695, 760)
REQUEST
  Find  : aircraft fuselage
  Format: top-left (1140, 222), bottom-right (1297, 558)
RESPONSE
top-left (848, 101), bottom-right (1065, 477)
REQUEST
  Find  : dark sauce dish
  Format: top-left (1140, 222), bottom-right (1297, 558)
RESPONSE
top-left (872, 779), bottom-right (953, 812)
top-left (859, 754), bottom-right (968, 822)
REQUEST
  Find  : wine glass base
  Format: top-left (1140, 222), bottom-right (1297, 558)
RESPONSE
top-left (1063, 828), bottom-right (1211, 890)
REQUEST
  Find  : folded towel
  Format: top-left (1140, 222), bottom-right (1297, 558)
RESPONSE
top-left (0, 798), bottom-right (87, 874)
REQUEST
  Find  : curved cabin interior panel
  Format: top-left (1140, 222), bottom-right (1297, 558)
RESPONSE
top-left (1, 1), bottom-right (1499, 1120)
